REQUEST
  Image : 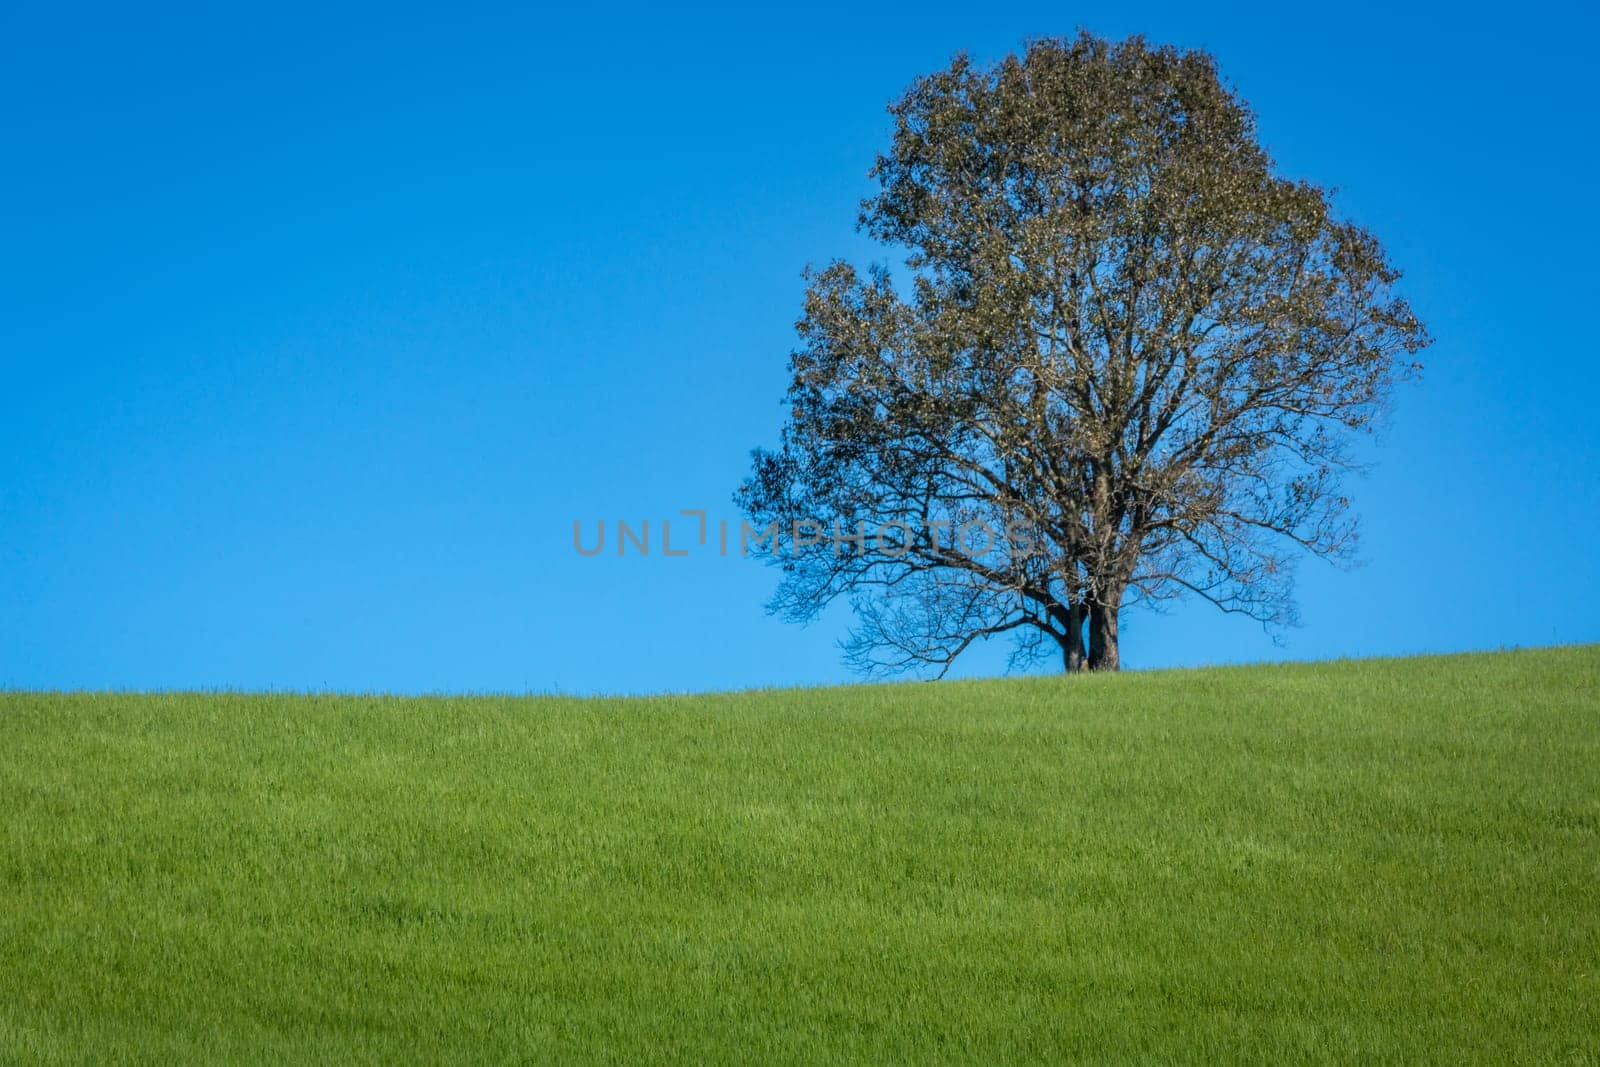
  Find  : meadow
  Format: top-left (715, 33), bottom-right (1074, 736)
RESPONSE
top-left (2, 646), bottom-right (1596, 1062)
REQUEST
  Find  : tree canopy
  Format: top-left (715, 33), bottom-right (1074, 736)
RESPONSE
top-left (739, 32), bottom-right (1431, 674)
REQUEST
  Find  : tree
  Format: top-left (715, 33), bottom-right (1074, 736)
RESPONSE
top-left (737, 33), bottom-right (1430, 674)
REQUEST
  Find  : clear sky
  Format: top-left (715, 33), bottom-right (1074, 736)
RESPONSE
top-left (3, 2), bottom-right (1597, 694)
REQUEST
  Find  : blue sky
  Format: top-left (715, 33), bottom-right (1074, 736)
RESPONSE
top-left (3, 2), bottom-right (1597, 693)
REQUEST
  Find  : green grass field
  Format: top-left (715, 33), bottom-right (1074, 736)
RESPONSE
top-left (2, 647), bottom-right (1597, 1062)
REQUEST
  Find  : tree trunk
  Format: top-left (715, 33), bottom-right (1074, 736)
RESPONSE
top-left (1088, 598), bottom-right (1120, 671)
top-left (1062, 602), bottom-right (1087, 672)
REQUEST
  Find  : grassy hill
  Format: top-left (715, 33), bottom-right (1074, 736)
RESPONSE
top-left (2, 647), bottom-right (1596, 1062)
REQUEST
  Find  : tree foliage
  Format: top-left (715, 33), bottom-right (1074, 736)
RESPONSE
top-left (739, 33), bottom-right (1431, 674)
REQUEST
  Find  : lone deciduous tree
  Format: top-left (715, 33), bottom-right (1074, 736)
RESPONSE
top-left (738, 33), bottom-right (1430, 674)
